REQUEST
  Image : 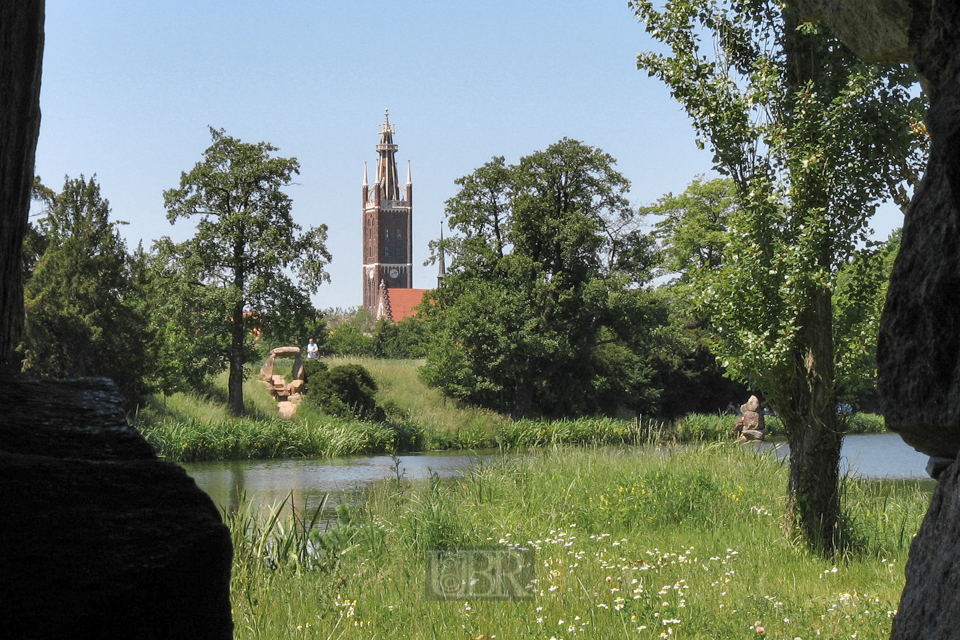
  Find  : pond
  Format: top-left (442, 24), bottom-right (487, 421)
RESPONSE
top-left (758, 432), bottom-right (931, 480)
top-left (183, 432), bottom-right (932, 516)
top-left (184, 449), bottom-right (501, 517)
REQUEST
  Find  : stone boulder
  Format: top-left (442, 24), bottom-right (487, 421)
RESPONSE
top-left (794, 1), bottom-right (960, 638)
top-left (0, 376), bottom-right (233, 639)
top-left (891, 458), bottom-right (960, 639)
top-left (875, 0), bottom-right (960, 459)
top-left (259, 354), bottom-right (276, 380)
top-left (789, 0), bottom-right (911, 64)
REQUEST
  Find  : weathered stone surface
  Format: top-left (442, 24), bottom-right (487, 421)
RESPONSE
top-left (0, 377), bottom-right (233, 639)
top-left (0, 376), bottom-right (156, 460)
top-left (740, 411), bottom-right (763, 432)
top-left (878, 0), bottom-right (960, 458)
top-left (891, 456), bottom-right (960, 639)
top-left (788, 0), bottom-right (912, 64)
top-left (259, 354), bottom-right (276, 380)
top-left (292, 352), bottom-right (304, 381)
top-left (270, 346), bottom-right (301, 357)
top-left (0, 0), bottom-right (44, 365)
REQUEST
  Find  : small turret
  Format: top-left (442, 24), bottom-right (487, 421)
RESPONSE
top-left (437, 222), bottom-right (447, 287)
top-left (362, 162), bottom-right (369, 204)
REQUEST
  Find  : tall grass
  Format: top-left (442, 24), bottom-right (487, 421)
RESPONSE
top-left (132, 358), bottom-right (889, 461)
top-left (327, 356), bottom-right (510, 434)
top-left (226, 443), bottom-right (929, 639)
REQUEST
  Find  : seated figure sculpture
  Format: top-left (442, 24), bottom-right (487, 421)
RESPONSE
top-left (734, 395), bottom-right (766, 442)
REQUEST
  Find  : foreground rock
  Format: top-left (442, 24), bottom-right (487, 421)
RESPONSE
top-left (891, 458), bottom-right (960, 638)
top-left (0, 376), bottom-right (233, 639)
top-left (789, 1), bottom-right (960, 638)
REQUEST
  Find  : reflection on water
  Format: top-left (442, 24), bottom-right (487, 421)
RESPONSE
top-left (756, 432), bottom-right (931, 480)
top-left (184, 450), bottom-right (501, 518)
top-left (183, 433), bottom-right (933, 520)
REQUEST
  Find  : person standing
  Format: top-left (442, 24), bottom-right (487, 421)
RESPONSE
top-left (306, 338), bottom-right (319, 359)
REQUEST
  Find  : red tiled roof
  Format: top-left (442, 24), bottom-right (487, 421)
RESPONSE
top-left (386, 288), bottom-right (428, 321)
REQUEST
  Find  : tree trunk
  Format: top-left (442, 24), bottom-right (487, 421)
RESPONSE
top-left (0, 1), bottom-right (45, 368)
top-left (775, 4), bottom-right (844, 555)
top-left (513, 370), bottom-right (534, 419)
top-left (228, 311), bottom-right (245, 416)
top-left (782, 287), bottom-right (842, 554)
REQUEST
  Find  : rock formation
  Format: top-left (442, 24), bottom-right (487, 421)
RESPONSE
top-left (0, 1), bottom-right (44, 366)
top-left (0, 376), bottom-right (233, 639)
top-left (789, 1), bottom-right (960, 638)
top-left (259, 346), bottom-right (306, 416)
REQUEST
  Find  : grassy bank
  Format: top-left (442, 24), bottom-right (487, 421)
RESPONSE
top-left (227, 443), bottom-right (928, 639)
top-left (132, 357), bottom-right (888, 462)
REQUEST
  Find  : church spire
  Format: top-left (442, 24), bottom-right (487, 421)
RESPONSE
top-left (362, 110), bottom-right (414, 315)
top-left (375, 108), bottom-right (400, 200)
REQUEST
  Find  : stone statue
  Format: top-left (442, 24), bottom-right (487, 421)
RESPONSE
top-left (734, 395), bottom-right (766, 442)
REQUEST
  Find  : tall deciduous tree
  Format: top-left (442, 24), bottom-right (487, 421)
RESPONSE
top-left (160, 128), bottom-right (330, 415)
top-left (22, 175), bottom-right (150, 405)
top-left (633, 0), bottom-right (927, 551)
top-left (833, 230), bottom-right (901, 412)
top-left (646, 176), bottom-right (736, 286)
top-left (421, 139), bottom-right (663, 417)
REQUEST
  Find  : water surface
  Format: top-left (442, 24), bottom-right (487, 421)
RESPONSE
top-left (184, 433), bottom-right (932, 516)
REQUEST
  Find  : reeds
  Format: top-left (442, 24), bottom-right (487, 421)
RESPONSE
top-left (226, 443), bottom-right (929, 639)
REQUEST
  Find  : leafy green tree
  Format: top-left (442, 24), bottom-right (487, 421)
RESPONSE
top-left (646, 176), bottom-right (736, 285)
top-left (372, 317), bottom-right (427, 359)
top-left (325, 323), bottom-right (375, 357)
top-left (21, 175), bottom-right (150, 405)
top-left (422, 139), bottom-right (663, 417)
top-left (833, 230), bottom-right (900, 412)
top-left (158, 127), bottom-right (331, 415)
top-left (634, 0), bottom-right (927, 551)
top-left (642, 177), bottom-right (749, 415)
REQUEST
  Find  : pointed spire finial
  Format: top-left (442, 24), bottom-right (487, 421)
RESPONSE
top-left (406, 160), bottom-right (412, 186)
top-left (363, 162), bottom-right (368, 187)
top-left (438, 222), bottom-right (448, 284)
top-left (384, 108), bottom-right (390, 126)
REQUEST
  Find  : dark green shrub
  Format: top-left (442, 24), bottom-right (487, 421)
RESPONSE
top-left (307, 363), bottom-right (384, 421)
top-left (301, 359), bottom-right (328, 384)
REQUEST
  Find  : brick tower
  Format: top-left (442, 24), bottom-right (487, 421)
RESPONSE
top-left (362, 109), bottom-right (413, 314)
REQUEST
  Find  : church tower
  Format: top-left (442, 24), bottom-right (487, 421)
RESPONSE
top-left (362, 109), bottom-right (413, 314)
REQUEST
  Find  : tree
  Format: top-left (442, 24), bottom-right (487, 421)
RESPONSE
top-left (642, 176), bottom-right (749, 417)
top-left (646, 176), bottom-right (736, 285)
top-left (372, 317), bottom-right (427, 359)
top-left (421, 139), bottom-right (663, 417)
top-left (833, 230), bottom-right (901, 412)
top-left (21, 175), bottom-right (150, 405)
top-left (159, 127), bottom-right (331, 415)
top-left (634, 0), bottom-right (927, 551)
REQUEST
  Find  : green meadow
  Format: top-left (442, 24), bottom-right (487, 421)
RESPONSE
top-left (130, 357), bottom-right (927, 639)
top-left (227, 444), bottom-right (929, 640)
top-left (132, 357), bottom-right (885, 462)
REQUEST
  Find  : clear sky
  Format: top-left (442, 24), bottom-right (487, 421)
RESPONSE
top-left (34, 0), bottom-right (905, 311)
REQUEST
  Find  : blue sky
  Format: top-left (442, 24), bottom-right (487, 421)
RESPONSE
top-left (34, 0), bottom-right (904, 310)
